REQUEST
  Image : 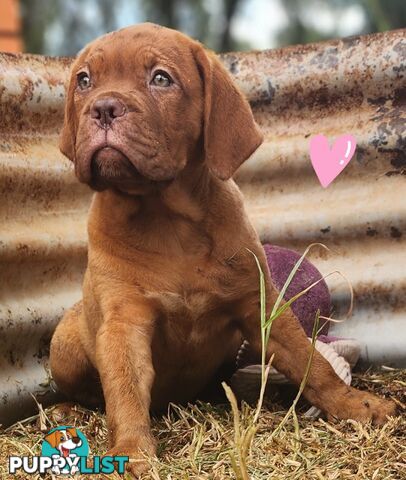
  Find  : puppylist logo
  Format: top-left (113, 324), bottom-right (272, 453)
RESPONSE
top-left (9, 426), bottom-right (128, 475)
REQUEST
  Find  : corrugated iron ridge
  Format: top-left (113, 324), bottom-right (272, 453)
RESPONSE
top-left (222, 29), bottom-right (405, 105)
top-left (0, 29), bottom-right (405, 427)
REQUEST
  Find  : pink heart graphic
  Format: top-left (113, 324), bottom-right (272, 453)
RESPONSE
top-left (310, 134), bottom-right (356, 188)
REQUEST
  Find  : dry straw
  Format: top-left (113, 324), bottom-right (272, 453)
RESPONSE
top-left (0, 373), bottom-right (404, 479)
top-left (0, 245), bottom-right (404, 479)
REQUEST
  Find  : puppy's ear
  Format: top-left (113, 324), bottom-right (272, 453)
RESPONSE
top-left (194, 46), bottom-right (263, 180)
top-left (59, 69), bottom-right (77, 162)
top-left (44, 430), bottom-right (61, 449)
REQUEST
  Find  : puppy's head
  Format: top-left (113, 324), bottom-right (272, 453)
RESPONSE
top-left (44, 428), bottom-right (81, 451)
top-left (60, 23), bottom-right (263, 193)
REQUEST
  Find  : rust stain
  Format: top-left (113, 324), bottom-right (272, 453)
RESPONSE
top-left (0, 52), bottom-right (73, 134)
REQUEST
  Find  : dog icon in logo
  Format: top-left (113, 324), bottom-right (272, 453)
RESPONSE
top-left (45, 427), bottom-right (82, 457)
top-left (42, 426), bottom-right (87, 475)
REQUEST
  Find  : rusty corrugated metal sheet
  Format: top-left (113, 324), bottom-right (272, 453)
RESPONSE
top-left (0, 53), bottom-right (91, 426)
top-left (0, 29), bottom-right (405, 426)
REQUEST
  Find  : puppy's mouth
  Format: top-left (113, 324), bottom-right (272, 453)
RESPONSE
top-left (61, 446), bottom-right (70, 457)
top-left (91, 146), bottom-right (144, 182)
top-left (90, 146), bottom-right (135, 178)
top-left (89, 146), bottom-right (172, 194)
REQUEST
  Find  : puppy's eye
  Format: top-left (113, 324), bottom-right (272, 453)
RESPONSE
top-left (77, 72), bottom-right (91, 90)
top-left (151, 71), bottom-right (172, 88)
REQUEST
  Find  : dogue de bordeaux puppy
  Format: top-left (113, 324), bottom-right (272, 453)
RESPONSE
top-left (50, 23), bottom-right (396, 476)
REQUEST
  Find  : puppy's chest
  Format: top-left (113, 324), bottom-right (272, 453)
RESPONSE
top-left (151, 289), bottom-right (234, 356)
top-left (147, 255), bottom-right (253, 345)
top-left (153, 288), bottom-right (218, 319)
top-left (172, 248), bottom-right (256, 296)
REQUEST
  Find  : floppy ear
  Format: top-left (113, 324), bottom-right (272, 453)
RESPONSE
top-left (194, 46), bottom-right (263, 180)
top-left (59, 69), bottom-right (77, 162)
top-left (44, 430), bottom-right (61, 449)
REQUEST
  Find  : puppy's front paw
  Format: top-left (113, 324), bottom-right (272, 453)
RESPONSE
top-left (107, 435), bottom-right (156, 478)
top-left (327, 387), bottom-right (397, 425)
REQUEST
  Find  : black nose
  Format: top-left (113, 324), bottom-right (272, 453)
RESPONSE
top-left (90, 97), bottom-right (125, 127)
top-left (72, 436), bottom-right (81, 445)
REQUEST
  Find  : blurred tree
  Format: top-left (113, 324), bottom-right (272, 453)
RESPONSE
top-left (21, 0), bottom-right (243, 54)
top-left (277, 0), bottom-right (406, 47)
top-left (99, 0), bottom-right (118, 32)
top-left (19, 0), bottom-right (406, 55)
top-left (59, 0), bottom-right (101, 55)
top-left (220, 0), bottom-right (242, 51)
top-left (140, 0), bottom-right (177, 26)
top-left (358, 0), bottom-right (406, 32)
top-left (20, 0), bottom-right (121, 54)
top-left (139, 0), bottom-right (242, 51)
top-left (277, 0), bottom-right (333, 46)
top-left (327, 0), bottom-right (406, 32)
top-left (20, 0), bottom-right (59, 53)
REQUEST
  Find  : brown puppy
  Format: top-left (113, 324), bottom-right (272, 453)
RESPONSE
top-left (50, 23), bottom-right (396, 477)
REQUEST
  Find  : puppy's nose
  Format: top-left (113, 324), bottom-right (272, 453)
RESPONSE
top-left (90, 97), bottom-right (125, 127)
top-left (72, 436), bottom-right (81, 445)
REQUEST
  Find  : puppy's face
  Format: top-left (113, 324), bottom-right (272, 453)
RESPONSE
top-left (60, 23), bottom-right (263, 193)
top-left (44, 428), bottom-right (82, 455)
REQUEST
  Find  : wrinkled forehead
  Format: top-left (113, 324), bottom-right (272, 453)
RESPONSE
top-left (76, 24), bottom-right (196, 75)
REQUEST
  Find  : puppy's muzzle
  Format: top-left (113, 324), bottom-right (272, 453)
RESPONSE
top-left (91, 97), bottom-right (126, 128)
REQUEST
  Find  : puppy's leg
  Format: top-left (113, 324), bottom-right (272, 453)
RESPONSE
top-left (240, 260), bottom-right (396, 424)
top-left (50, 302), bottom-right (102, 407)
top-left (95, 302), bottom-right (156, 477)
